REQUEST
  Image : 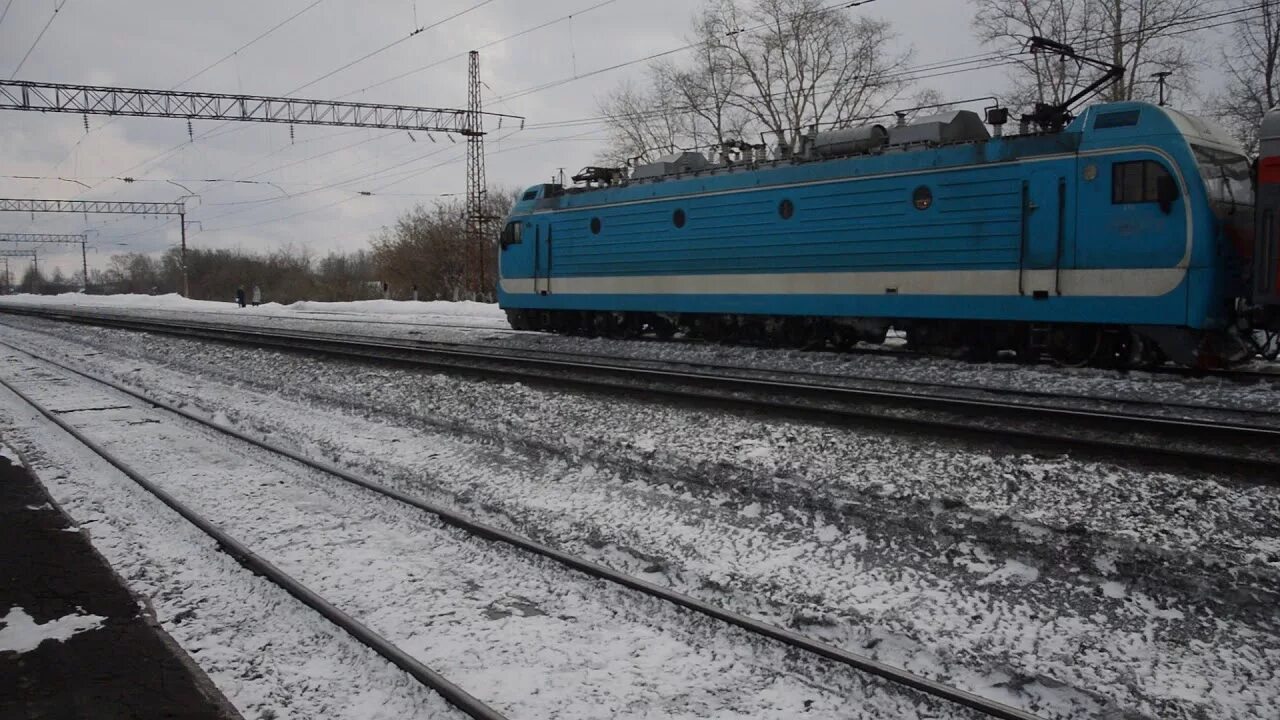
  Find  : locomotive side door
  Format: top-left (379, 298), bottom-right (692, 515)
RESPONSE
top-left (1020, 167), bottom-right (1070, 297)
top-left (533, 222), bottom-right (552, 295)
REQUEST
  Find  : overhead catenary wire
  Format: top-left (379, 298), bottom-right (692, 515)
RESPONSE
top-left (33, 0), bottom-right (1267, 251)
top-left (514, 1), bottom-right (1273, 135)
top-left (334, 0), bottom-right (626, 100)
top-left (69, 0), bottom-right (510, 205)
top-left (9, 0), bottom-right (66, 80)
top-left (79, 2), bottom-right (1256, 248)
top-left (188, 1), bottom-right (1274, 240)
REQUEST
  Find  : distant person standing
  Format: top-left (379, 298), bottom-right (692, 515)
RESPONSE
top-left (235, 286), bottom-right (246, 308)
top-left (412, 283), bottom-right (419, 302)
top-left (252, 285), bottom-right (262, 307)
top-left (381, 281), bottom-right (389, 300)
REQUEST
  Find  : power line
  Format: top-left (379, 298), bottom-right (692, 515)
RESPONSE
top-left (488, 0), bottom-right (881, 106)
top-left (43, 0), bottom-right (329, 187)
top-left (171, 0), bottom-right (327, 88)
top-left (0, 0), bottom-right (15, 29)
top-left (49, 0), bottom-right (1266, 244)
top-left (516, 2), bottom-right (1273, 135)
top-left (78, 0), bottom-right (506, 199)
top-left (290, 0), bottom-right (501, 96)
top-left (335, 0), bottom-right (625, 100)
top-left (9, 0), bottom-right (66, 80)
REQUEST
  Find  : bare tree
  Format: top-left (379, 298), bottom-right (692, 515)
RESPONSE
top-left (1098, 0), bottom-right (1201, 102)
top-left (1217, 0), bottom-right (1280, 153)
top-left (596, 75), bottom-right (690, 166)
top-left (972, 0), bottom-right (1095, 108)
top-left (597, 0), bottom-right (910, 164)
top-left (710, 0), bottom-right (911, 152)
top-left (971, 0), bottom-right (1202, 111)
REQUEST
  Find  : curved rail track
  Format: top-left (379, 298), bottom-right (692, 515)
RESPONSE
top-left (3, 304), bottom-right (1278, 476)
top-left (0, 337), bottom-right (1045, 720)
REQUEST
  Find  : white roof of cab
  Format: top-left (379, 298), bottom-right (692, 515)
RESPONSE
top-left (1163, 106), bottom-right (1247, 154)
top-left (1262, 106), bottom-right (1280, 143)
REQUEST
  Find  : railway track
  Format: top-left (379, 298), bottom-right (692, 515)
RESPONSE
top-left (0, 337), bottom-right (1043, 720)
top-left (125, 304), bottom-right (1280, 384)
top-left (3, 304), bottom-right (1278, 476)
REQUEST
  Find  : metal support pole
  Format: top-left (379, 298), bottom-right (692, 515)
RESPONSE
top-left (180, 212), bottom-right (189, 297)
top-left (81, 239), bottom-right (88, 293)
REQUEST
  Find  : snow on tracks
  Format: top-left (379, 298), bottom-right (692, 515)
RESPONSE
top-left (0, 340), bottom-right (1009, 719)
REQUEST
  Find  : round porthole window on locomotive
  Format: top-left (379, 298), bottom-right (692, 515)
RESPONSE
top-left (778, 198), bottom-right (795, 219)
top-left (590, 217), bottom-right (602, 235)
top-left (912, 186), bottom-right (933, 211)
top-left (673, 208), bottom-right (686, 228)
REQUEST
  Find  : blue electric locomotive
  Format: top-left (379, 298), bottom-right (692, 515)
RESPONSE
top-left (496, 100), bottom-right (1261, 366)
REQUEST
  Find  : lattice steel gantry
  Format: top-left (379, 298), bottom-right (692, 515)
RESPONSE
top-left (0, 249), bottom-right (39, 293)
top-left (0, 79), bottom-right (523, 135)
top-left (0, 232), bottom-right (89, 291)
top-left (0, 198), bottom-right (190, 295)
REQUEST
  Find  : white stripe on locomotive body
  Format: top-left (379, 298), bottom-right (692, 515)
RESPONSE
top-left (499, 268), bottom-right (1185, 297)
top-left (502, 143), bottom-right (1197, 299)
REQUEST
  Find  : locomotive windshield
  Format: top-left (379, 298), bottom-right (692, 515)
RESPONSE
top-left (1192, 144), bottom-right (1254, 209)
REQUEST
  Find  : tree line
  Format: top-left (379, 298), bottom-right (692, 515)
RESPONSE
top-left (6, 191), bottom-right (514, 305)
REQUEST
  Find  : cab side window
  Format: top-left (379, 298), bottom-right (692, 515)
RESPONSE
top-left (500, 221), bottom-right (523, 248)
top-left (1112, 160), bottom-right (1172, 204)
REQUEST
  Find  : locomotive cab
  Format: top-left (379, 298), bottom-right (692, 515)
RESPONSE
top-left (1255, 107), bottom-right (1280, 327)
top-left (499, 184), bottom-right (564, 303)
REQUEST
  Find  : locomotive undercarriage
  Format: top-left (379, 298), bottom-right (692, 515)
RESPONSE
top-left (504, 308), bottom-right (1260, 369)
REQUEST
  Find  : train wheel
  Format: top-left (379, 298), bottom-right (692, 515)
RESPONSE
top-left (652, 316), bottom-right (677, 340)
top-left (615, 313), bottom-right (641, 339)
top-left (1056, 328), bottom-right (1101, 367)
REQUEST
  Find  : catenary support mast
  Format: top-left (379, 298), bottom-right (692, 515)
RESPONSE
top-left (465, 50), bottom-right (490, 299)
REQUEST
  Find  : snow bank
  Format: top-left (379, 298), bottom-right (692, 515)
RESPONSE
top-left (0, 292), bottom-right (504, 321)
top-left (288, 299), bottom-right (502, 318)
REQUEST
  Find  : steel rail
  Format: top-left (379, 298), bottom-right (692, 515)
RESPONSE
top-left (0, 364), bottom-right (509, 720)
top-left (0, 337), bottom-right (1046, 720)
top-left (23, 302), bottom-right (1277, 420)
top-left (5, 305), bottom-right (1279, 474)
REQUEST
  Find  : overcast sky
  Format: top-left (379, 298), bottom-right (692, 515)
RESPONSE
top-left (0, 0), bottom-right (1228, 279)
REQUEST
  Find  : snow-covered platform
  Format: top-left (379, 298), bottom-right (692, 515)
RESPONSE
top-left (0, 451), bottom-right (240, 720)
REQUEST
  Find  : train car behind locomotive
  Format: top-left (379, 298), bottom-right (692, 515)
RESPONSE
top-left (497, 99), bottom-right (1261, 367)
top-left (1255, 107), bottom-right (1280, 335)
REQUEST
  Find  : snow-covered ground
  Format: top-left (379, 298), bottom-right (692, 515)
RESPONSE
top-left (1, 315), bottom-right (1277, 719)
top-left (0, 334), bottom-right (976, 720)
top-left (3, 292), bottom-right (1279, 415)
